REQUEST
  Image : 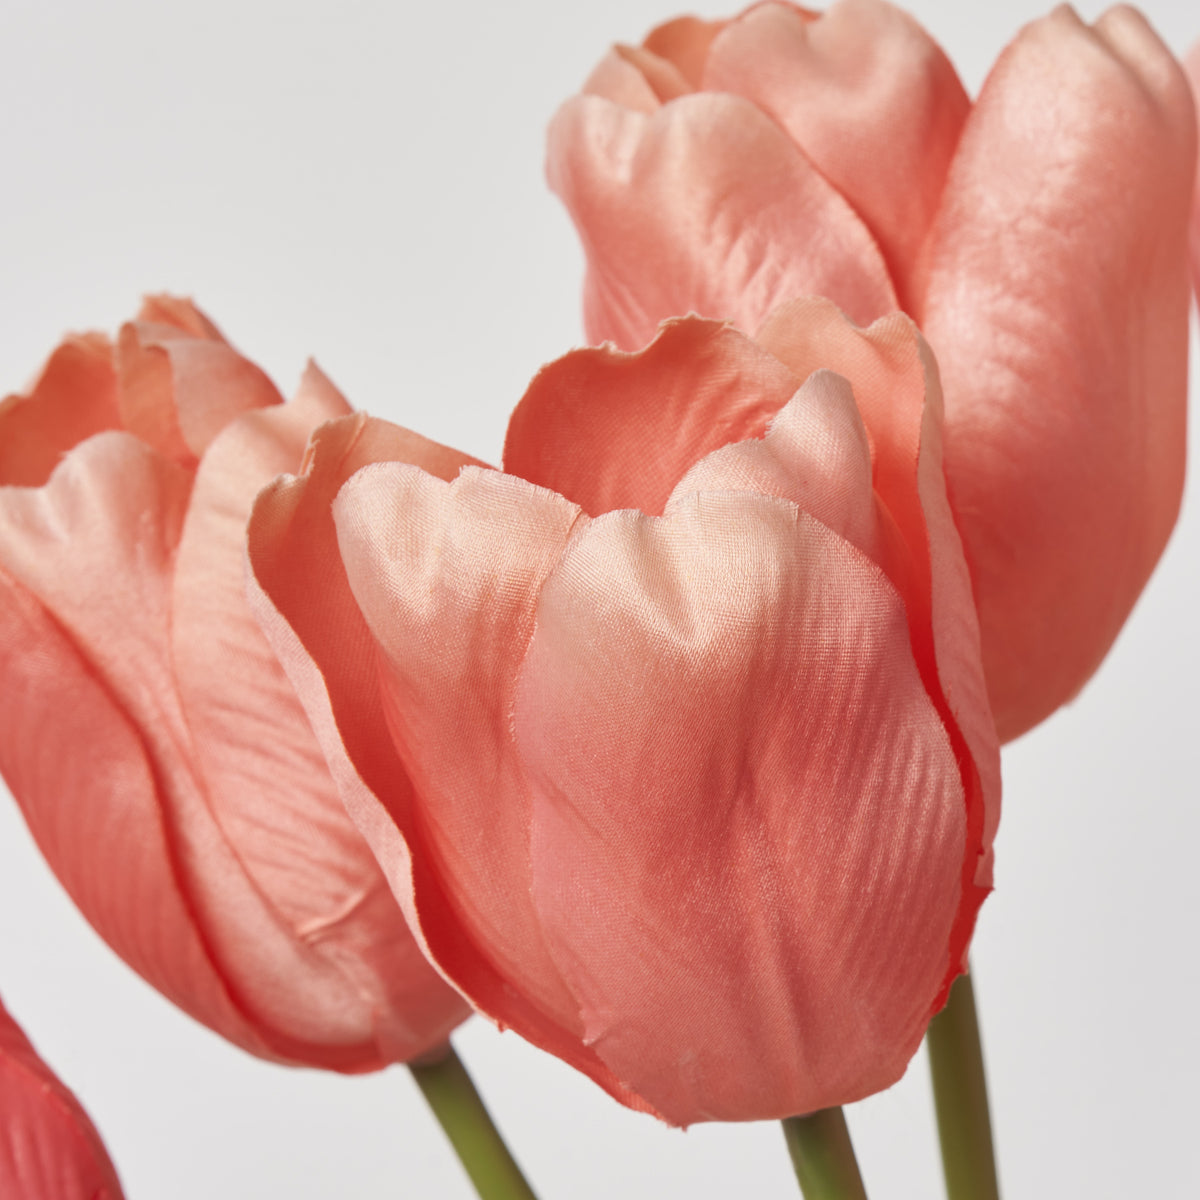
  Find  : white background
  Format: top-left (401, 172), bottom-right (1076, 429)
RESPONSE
top-left (1, 0), bottom-right (1198, 1196)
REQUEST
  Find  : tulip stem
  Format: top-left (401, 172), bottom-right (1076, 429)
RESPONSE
top-left (926, 968), bottom-right (1001, 1200)
top-left (409, 1042), bottom-right (539, 1200)
top-left (782, 1106), bottom-right (869, 1199)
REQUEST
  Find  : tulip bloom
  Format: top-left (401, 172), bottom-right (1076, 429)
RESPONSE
top-left (549, 0), bottom-right (1198, 742)
top-left (0, 996), bottom-right (123, 1199)
top-left (248, 299), bottom-right (1000, 1124)
top-left (0, 299), bottom-right (468, 1070)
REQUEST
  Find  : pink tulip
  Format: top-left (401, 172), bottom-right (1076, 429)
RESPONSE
top-left (0, 996), bottom-right (123, 1199)
top-left (248, 298), bottom-right (1000, 1124)
top-left (0, 298), bottom-right (468, 1070)
top-left (548, 0), bottom-right (1198, 742)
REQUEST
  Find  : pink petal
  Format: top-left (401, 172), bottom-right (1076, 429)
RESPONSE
top-left (756, 297), bottom-right (998, 935)
top-left (330, 462), bottom-right (652, 1113)
top-left (116, 296), bottom-right (282, 467)
top-left (642, 14), bottom-right (729, 88)
top-left (582, 48), bottom-right (664, 113)
top-left (546, 91), bottom-right (895, 350)
top-left (0, 334), bottom-right (120, 487)
top-left (0, 556), bottom-right (271, 1061)
top-left (172, 366), bottom-right (460, 1062)
top-left (503, 317), bottom-right (799, 516)
top-left (0, 997), bottom-right (124, 1200)
top-left (916, 5), bottom-right (1197, 741)
top-left (703, 0), bottom-right (969, 305)
top-left (245, 415), bottom-right (488, 1055)
top-left (670, 368), bottom-right (879, 557)
top-left (513, 489), bottom-right (963, 1123)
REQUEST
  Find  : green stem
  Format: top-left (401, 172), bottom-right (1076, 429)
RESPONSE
top-left (926, 968), bottom-right (1001, 1200)
top-left (409, 1043), bottom-right (539, 1200)
top-left (782, 1107), bottom-right (869, 1200)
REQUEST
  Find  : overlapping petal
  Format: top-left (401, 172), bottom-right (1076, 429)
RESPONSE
top-left (0, 998), bottom-right (124, 1200)
top-left (701, 0), bottom-right (969, 305)
top-left (0, 300), bottom-right (468, 1070)
top-left (547, 90), bottom-right (895, 350)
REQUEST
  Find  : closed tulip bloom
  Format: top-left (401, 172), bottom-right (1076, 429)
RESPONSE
top-left (0, 299), bottom-right (467, 1070)
top-left (0, 997), bottom-right (123, 1200)
top-left (549, 0), bottom-right (1198, 742)
top-left (248, 299), bottom-right (1000, 1124)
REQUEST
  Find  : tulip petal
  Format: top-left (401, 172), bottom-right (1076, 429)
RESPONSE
top-left (0, 563), bottom-right (271, 1059)
top-left (171, 365), bottom-right (454, 1059)
top-left (245, 415), bottom-right (487, 1055)
top-left (643, 14), bottom-right (728, 88)
top-left (546, 91), bottom-right (896, 350)
top-left (670, 368), bottom-right (879, 557)
top-left (116, 296), bottom-right (282, 467)
top-left (513, 490), bottom-right (964, 1123)
top-left (330, 462), bottom-right (655, 1112)
top-left (503, 317), bottom-right (799, 516)
top-left (915, 5), bottom-right (1197, 741)
top-left (0, 334), bottom-right (120, 487)
top-left (756, 297), bottom-right (998, 930)
top-left (703, 0), bottom-right (969, 305)
top-left (0, 998), bottom-right (124, 1200)
top-left (582, 48), bottom-right (664, 114)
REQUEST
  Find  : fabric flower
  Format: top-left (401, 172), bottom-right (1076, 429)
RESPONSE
top-left (0, 996), bottom-right (124, 1200)
top-left (0, 298), bottom-right (468, 1070)
top-left (548, 0), bottom-right (1198, 742)
top-left (248, 298), bottom-right (1000, 1124)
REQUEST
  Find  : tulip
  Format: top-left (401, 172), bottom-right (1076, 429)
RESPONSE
top-left (0, 995), bottom-right (124, 1199)
top-left (548, 0), bottom-right (1197, 742)
top-left (248, 298), bottom-right (1000, 1125)
top-left (0, 298), bottom-right (468, 1070)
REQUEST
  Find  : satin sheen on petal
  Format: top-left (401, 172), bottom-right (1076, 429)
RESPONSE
top-left (547, 91), bottom-right (895, 351)
top-left (702, 0), bottom-right (969, 306)
top-left (916, 5), bottom-right (1196, 739)
top-left (549, 1), bottom-right (1196, 743)
top-left (253, 306), bottom-right (999, 1123)
top-left (0, 300), bottom-right (468, 1069)
top-left (0, 998), bottom-right (124, 1200)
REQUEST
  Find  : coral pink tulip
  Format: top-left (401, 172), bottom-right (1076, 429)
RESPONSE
top-left (0, 996), bottom-right (123, 1199)
top-left (549, 0), bottom-right (1198, 742)
top-left (248, 298), bottom-right (1000, 1124)
top-left (0, 299), bottom-right (468, 1070)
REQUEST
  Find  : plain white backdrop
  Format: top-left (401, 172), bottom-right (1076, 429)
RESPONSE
top-left (1, 0), bottom-right (1198, 1196)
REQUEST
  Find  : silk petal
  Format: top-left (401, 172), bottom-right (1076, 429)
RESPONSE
top-left (703, 0), bottom-right (969, 305)
top-left (515, 490), bottom-right (963, 1124)
top-left (503, 317), bottom-right (798, 516)
top-left (916, 5), bottom-right (1196, 741)
top-left (0, 998), bottom-right (124, 1200)
top-left (546, 91), bottom-right (896, 350)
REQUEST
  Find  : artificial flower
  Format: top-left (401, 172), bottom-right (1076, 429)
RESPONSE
top-left (0, 995), bottom-right (123, 1200)
top-left (548, 0), bottom-right (1197, 741)
top-left (0, 298), bottom-right (468, 1070)
top-left (248, 297), bottom-right (1000, 1124)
